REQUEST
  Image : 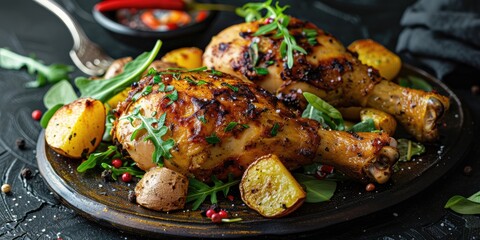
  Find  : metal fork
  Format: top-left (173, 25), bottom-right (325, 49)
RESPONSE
top-left (34, 0), bottom-right (113, 76)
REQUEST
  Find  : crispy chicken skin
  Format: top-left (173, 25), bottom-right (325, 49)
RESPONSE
top-left (203, 17), bottom-right (449, 142)
top-left (113, 70), bottom-right (398, 183)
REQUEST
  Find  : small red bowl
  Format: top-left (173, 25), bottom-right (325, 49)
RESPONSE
top-left (92, 4), bottom-right (217, 51)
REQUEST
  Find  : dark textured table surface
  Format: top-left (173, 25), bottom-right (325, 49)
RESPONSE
top-left (1, 0), bottom-right (479, 239)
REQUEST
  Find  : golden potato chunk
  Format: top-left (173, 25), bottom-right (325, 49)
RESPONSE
top-left (240, 154), bottom-right (306, 218)
top-left (360, 108), bottom-right (397, 136)
top-left (135, 167), bottom-right (189, 212)
top-left (161, 47), bottom-right (203, 69)
top-left (348, 39), bottom-right (402, 81)
top-left (45, 98), bottom-right (105, 158)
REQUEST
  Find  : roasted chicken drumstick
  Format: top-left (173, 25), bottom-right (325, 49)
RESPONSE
top-left (113, 70), bottom-right (399, 184)
top-left (203, 17), bottom-right (450, 142)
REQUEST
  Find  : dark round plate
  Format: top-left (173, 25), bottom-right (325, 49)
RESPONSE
top-left (36, 64), bottom-right (473, 238)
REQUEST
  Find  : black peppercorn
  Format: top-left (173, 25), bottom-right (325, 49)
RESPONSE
top-left (101, 170), bottom-right (114, 182)
top-left (472, 85), bottom-right (480, 95)
top-left (464, 165), bottom-right (473, 176)
top-left (128, 190), bottom-right (136, 203)
top-left (20, 168), bottom-right (32, 179)
top-left (16, 138), bottom-right (26, 149)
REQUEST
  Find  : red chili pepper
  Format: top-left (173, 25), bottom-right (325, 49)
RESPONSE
top-left (95, 0), bottom-right (185, 12)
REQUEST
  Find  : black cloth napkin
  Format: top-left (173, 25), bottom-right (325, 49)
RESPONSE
top-left (396, 0), bottom-right (480, 79)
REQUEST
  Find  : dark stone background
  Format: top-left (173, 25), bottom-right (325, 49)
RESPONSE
top-left (0, 0), bottom-right (479, 239)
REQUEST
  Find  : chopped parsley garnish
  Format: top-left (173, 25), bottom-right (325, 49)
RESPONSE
top-left (197, 115), bottom-right (207, 124)
top-left (270, 122), bottom-right (280, 136)
top-left (303, 28), bottom-right (318, 46)
top-left (210, 68), bottom-right (223, 76)
top-left (185, 76), bottom-right (208, 86)
top-left (165, 89), bottom-right (178, 105)
top-left (142, 85), bottom-right (153, 96)
top-left (224, 122), bottom-right (238, 132)
top-left (222, 82), bottom-right (239, 92)
top-left (254, 67), bottom-right (269, 75)
top-left (206, 133), bottom-right (221, 144)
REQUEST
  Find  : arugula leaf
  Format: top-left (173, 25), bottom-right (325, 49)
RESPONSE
top-left (43, 80), bottom-right (78, 109)
top-left (122, 107), bottom-right (175, 167)
top-left (75, 40), bottom-right (162, 102)
top-left (0, 48), bottom-right (73, 88)
top-left (236, 0), bottom-right (306, 69)
top-left (398, 75), bottom-right (433, 92)
top-left (445, 191), bottom-right (480, 215)
top-left (302, 92), bottom-right (345, 130)
top-left (101, 162), bottom-right (145, 180)
top-left (77, 145), bottom-right (120, 173)
top-left (102, 110), bottom-right (116, 142)
top-left (397, 138), bottom-right (426, 161)
top-left (186, 175), bottom-right (240, 210)
top-left (293, 173), bottom-right (336, 203)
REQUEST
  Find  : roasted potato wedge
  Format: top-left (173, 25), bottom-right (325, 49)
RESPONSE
top-left (135, 167), bottom-right (189, 212)
top-left (161, 47), bottom-right (203, 69)
top-left (240, 154), bottom-right (306, 218)
top-left (360, 108), bottom-right (397, 136)
top-left (348, 39), bottom-right (401, 81)
top-left (45, 98), bottom-right (105, 158)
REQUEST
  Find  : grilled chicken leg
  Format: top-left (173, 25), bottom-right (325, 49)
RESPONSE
top-left (203, 17), bottom-right (449, 142)
top-left (113, 70), bottom-right (398, 184)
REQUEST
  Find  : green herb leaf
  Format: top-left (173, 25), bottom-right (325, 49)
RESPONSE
top-left (254, 67), bottom-right (269, 75)
top-left (221, 82), bottom-right (239, 92)
top-left (224, 122), bottom-right (238, 132)
top-left (397, 138), bottom-right (426, 161)
top-left (75, 40), bottom-right (162, 102)
top-left (187, 175), bottom-right (240, 210)
top-left (270, 122), bottom-right (280, 136)
top-left (122, 107), bottom-right (175, 167)
top-left (303, 28), bottom-right (318, 46)
top-left (102, 110), bottom-right (116, 142)
top-left (302, 92), bottom-right (345, 130)
top-left (445, 191), bottom-right (480, 215)
top-left (206, 133), bottom-right (221, 144)
top-left (349, 118), bottom-right (377, 132)
top-left (77, 145), bottom-right (119, 173)
top-left (165, 89), bottom-right (178, 105)
top-left (197, 115), bottom-right (207, 124)
top-left (236, 0), bottom-right (306, 69)
top-left (293, 173), bottom-right (336, 203)
top-left (101, 162), bottom-right (145, 180)
top-left (398, 75), bottom-right (433, 92)
top-left (43, 80), bottom-right (78, 109)
top-left (0, 48), bottom-right (73, 88)
top-left (249, 42), bottom-right (260, 66)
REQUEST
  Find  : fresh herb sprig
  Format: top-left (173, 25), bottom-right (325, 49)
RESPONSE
top-left (122, 107), bottom-right (175, 167)
top-left (77, 145), bottom-right (120, 173)
top-left (445, 190), bottom-right (480, 215)
top-left (75, 40), bottom-right (162, 102)
top-left (101, 162), bottom-right (145, 180)
top-left (302, 92), bottom-right (345, 130)
top-left (236, 0), bottom-right (307, 69)
top-left (0, 48), bottom-right (73, 88)
top-left (187, 175), bottom-right (240, 210)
